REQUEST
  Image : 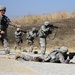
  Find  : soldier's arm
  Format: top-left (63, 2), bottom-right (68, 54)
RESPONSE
top-left (9, 21), bottom-right (21, 28)
top-left (58, 53), bottom-right (70, 63)
top-left (58, 53), bottom-right (66, 63)
top-left (0, 15), bottom-right (5, 34)
top-left (5, 15), bottom-right (21, 28)
top-left (30, 31), bottom-right (34, 37)
top-left (21, 30), bottom-right (27, 34)
top-left (35, 30), bottom-right (39, 36)
top-left (41, 25), bottom-right (49, 32)
top-left (0, 15), bottom-right (2, 30)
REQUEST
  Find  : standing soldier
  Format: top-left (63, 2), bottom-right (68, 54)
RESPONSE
top-left (0, 5), bottom-right (21, 54)
top-left (14, 28), bottom-right (26, 50)
top-left (38, 21), bottom-right (58, 55)
top-left (26, 27), bottom-right (38, 53)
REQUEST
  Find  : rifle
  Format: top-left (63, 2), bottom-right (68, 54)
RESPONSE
top-left (68, 52), bottom-right (75, 60)
top-left (51, 25), bottom-right (58, 29)
top-left (47, 24), bottom-right (58, 40)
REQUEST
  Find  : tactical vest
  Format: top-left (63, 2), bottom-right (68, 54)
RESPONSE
top-left (49, 50), bottom-right (59, 60)
top-left (38, 29), bottom-right (46, 38)
top-left (49, 48), bottom-right (68, 60)
top-left (26, 31), bottom-right (34, 40)
top-left (15, 31), bottom-right (23, 39)
top-left (39, 25), bottom-right (52, 38)
top-left (1, 15), bottom-right (10, 30)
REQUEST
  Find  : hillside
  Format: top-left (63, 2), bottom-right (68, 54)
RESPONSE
top-left (6, 18), bottom-right (75, 51)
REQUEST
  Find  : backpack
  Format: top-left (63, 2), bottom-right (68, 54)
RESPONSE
top-left (26, 31), bottom-right (34, 40)
top-left (48, 48), bottom-right (60, 60)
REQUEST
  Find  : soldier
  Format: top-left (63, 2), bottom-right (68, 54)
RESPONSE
top-left (0, 5), bottom-right (21, 54)
top-left (15, 46), bottom-right (74, 63)
top-left (38, 21), bottom-right (58, 55)
top-left (26, 27), bottom-right (38, 53)
top-left (14, 28), bottom-right (26, 50)
top-left (15, 51), bottom-right (43, 62)
top-left (44, 46), bottom-right (70, 63)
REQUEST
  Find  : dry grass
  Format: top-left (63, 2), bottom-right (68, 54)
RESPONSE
top-left (7, 16), bottom-right (75, 52)
top-left (0, 11), bottom-right (75, 52)
top-left (11, 11), bottom-right (75, 25)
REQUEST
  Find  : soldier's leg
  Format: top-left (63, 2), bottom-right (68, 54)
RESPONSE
top-left (20, 53), bottom-right (34, 61)
top-left (40, 38), bottom-right (46, 55)
top-left (29, 44), bottom-right (33, 52)
top-left (14, 43), bottom-right (17, 50)
top-left (17, 39), bottom-right (21, 50)
top-left (18, 39), bottom-right (23, 50)
top-left (14, 39), bottom-right (19, 50)
top-left (18, 43), bottom-right (21, 50)
top-left (28, 40), bottom-right (33, 53)
top-left (3, 36), bottom-right (10, 54)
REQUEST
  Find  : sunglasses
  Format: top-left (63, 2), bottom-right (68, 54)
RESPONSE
top-left (0, 9), bottom-right (6, 11)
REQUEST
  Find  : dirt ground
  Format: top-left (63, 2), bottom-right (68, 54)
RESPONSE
top-left (0, 54), bottom-right (75, 75)
top-left (0, 55), bottom-right (37, 75)
top-left (0, 49), bottom-right (75, 75)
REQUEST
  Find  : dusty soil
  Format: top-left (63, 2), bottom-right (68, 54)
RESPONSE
top-left (0, 51), bottom-right (75, 75)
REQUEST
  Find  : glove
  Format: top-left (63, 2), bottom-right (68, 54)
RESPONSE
top-left (0, 31), bottom-right (5, 34)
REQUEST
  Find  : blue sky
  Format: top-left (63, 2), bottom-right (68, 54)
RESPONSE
top-left (0, 0), bottom-right (75, 18)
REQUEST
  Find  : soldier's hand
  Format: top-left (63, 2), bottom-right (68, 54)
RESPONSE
top-left (1, 31), bottom-right (5, 34)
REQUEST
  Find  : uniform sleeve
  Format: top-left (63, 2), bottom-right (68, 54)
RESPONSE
top-left (30, 31), bottom-right (34, 37)
top-left (58, 53), bottom-right (66, 63)
top-left (21, 30), bottom-right (27, 34)
top-left (41, 25), bottom-right (49, 32)
top-left (0, 15), bottom-right (2, 29)
top-left (9, 22), bottom-right (18, 27)
top-left (58, 53), bottom-right (70, 63)
top-left (5, 15), bottom-right (18, 27)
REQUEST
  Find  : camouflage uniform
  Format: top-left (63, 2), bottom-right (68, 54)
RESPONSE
top-left (44, 46), bottom-right (70, 63)
top-left (15, 52), bottom-right (43, 62)
top-left (26, 27), bottom-right (38, 52)
top-left (15, 46), bottom-right (71, 63)
top-left (0, 5), bottom-right (19, 54)
top-left (14, 28), bottom-right (26, 50)
top-left (38, 21), bottom-right (51, 55)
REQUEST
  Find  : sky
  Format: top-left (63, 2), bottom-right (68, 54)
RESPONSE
top-left (0, 0), bottom-right (75, 18)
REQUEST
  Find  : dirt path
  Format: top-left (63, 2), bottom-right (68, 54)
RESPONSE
top-left (0, 55), bottom-right (38, 75)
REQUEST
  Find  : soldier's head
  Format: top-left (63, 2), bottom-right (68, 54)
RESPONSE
top-left (44, 21), bottom-right (50, 26)
top-left (0, 5), bottom-right (6, 15)
top-left (60, 46), bottom-right (68, 53)
top-left (17, 28), bottom-right (20, 32)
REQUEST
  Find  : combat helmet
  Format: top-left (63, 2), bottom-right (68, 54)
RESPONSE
top-left (60, 46), bottom-right (68, 53)
top-left (0, 5), bottom-right (6, 10)
top-left (17, 28), bottom-right (20, 31)
top-left (44, 21), bottom-right (50, 26)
